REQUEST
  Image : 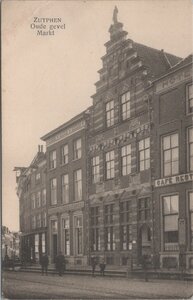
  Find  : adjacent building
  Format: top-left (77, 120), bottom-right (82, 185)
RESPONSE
top-left (152, 55), bottom-right (193, 269)
top-left (41, 110), bottom-right (90, 264)
top-left (2, 226), bottom-right (21, 259)
top-left (14, 146), bottom-right (47, 262)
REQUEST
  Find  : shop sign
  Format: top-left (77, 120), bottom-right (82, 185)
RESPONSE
top-left (155, 66), bottom-right (192, 93)
top-left (155, 172), bottom-right (193, 187)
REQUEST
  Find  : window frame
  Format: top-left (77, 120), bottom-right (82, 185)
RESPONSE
top-left (187, 126), bottom-right (193, 172)
top-left (74, 169), bottom-right (82, 201)
top-left (161, 132), bottom-right (179, 177)
top-left (105, 100), bottom-right (115, 128)
top-left (61, 144), bottom-right (69, 165)
top-left (138, 138), bottom-right (150, 172)
top-left (61, 174), bottom-right (69, 204)
top-left (49, 150), bottom-right (56, 170)
top-left (105, 150), bottom-right (115, 180)
top-left (121, 91), bottom-right (131, 121)
top-left (121, 144), bottom-right (131, 176)
top-left (186, 83), bottom-right (193, 115)
top-left (73, 138), bottom-right (82, 160)
top-left (50, 177), bottom-right (57, 205)
top-left (91, 156), bottom-right (100, 184)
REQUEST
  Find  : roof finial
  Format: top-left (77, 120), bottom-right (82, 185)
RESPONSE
top-left (113, 6), bottom-right (118, 24)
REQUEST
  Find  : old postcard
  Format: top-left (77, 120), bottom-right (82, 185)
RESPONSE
top-left (2, 0), bottom-right (193, 299)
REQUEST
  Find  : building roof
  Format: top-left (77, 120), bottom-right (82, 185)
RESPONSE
top-left (133, 42), bottom-right (182, 78)
top-left (41, 107), bottom-right (92, 141)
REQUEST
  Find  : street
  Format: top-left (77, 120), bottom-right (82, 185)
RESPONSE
top-left (2, 271), bottom-right (193, 299)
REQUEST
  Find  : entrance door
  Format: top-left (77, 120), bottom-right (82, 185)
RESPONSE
top-left (53, 234), bottom-right (57, 262)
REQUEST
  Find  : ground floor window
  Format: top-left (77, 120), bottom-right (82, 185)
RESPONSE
top-left (189, 191), bottom-right (193, 249)
top-left (91, 228), bottom-right (100, 251)
top-left (62, 218), bottom-right (70, 255)
top-left (105, 227), bottom-right (115, 251)
top-left (163, 194), bottom-right (179, 251)
top-left (120, 225), bottom-right (132, 250)
top-left (74, 215), bottom-right (83, 255)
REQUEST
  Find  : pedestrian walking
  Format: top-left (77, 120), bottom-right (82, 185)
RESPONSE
top-left (91, 255), bottom-right (97, 277)
top-left (99, 257), bottom-right (106, 276)
top-left (55, 251), bottom-right (66, 276)
top-left (40, 253), bottom-right (49, 276)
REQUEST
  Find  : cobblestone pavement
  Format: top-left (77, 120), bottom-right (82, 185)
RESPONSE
top-left (2, 271), bottom-right (193, 299)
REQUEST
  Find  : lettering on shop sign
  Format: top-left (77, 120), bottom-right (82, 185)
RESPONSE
top-left (154, 173), bottom-right (193, 187)
top-left (48, 201), bottom-right (84, 215)
top-left (155, 66), bottom-right (192, 93)
top-left (47, 120), bottom-right (85, 146)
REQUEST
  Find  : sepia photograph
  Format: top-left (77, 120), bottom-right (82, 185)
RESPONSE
top-left (2, 0), bottom-right (193, 298)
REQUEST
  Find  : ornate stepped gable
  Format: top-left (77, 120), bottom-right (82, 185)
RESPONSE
top-left (94, 7), bottom-right (182, 94)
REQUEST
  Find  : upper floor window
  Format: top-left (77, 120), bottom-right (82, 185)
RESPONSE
top-left (74, 169), bottom-right (82, 201)
top-left (31, 193), bottom-right (36, 209)
top-left (61, 144), bottom-right (68, 165)
top-left (121, 91), bottom-right (131, 120)
top-left (49, 150), bottom-right (56, 169)
top-left (42, 189), bottom-right (46, 206)
top-left (50, 178), bottom-right (57, 205)
top-left (106, 100), bottom-right (114, 127)
top-left (187, 127), bottom-right (193, 172)
top-left (187, 84), bottom-right (193, 114)
top-left (91, 156), bottom-right (100, 184)
top-left (37, 213), bottom-right (41, 228)
top-left (42, 212), bottom-right (47, 227)
top-left (32, 215), bottom-right (36, 229)
top-left (189, 191), bottom-right (193, 246)
top-left (163, 194), bottom-right (179, 250)
top-left (162, 133), bottom-right (179, 177)
top-left (105, 150), bottom-right (115, 179)
top-left (36, 191), bottom-right (41, 208)
top-left (74, 138), bottom-right (82, 160)
top-left (139, 138), bottom-right (150, 171)
top-left (121, 144), bottom-right (131, 176)
top-left (35, 173), bottom-right (41, 184)
top-left (138, 198), bottom-right (150, 221)
top-left (61, 174), bottom-right (69, 204)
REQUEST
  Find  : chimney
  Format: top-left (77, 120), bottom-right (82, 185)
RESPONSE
top-left (38, 145), bottom-right (40, 152)
top-left (41, 145), bottom-right (43, 152)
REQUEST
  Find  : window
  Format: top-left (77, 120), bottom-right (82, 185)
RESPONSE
top-left (187, 84), bottom-right (193, 114)
top-left (42, 189), bottom-right (46, 206)
top-left (163, 194), bottom-right (179, 251)
top-left (74, 169), bottom-right (82, 201)
top-left (121, 91), bottom-right (131, 120)
top-left (42, 212), bottom-right (47, 227)
top-left (61, 174), bottom-right (69, 204)
top-left (74, 216), bottom-right (83, 255)
top-left (50, 178), bottom-right (57, 205)
top-left (104, 204), bottom-right (115, 251)
top-left (32, 216), bottom-right (36, 229)
top-left (74, 138), bottom-right (82, 160)
top-left (106, 100), bottom-right (114, 127)
top-left (162, 133), bottom-right (179, 177)
top-left (120, 201), bottom-right (132, 250)
top-left (31, 194), bottom-right (36, 209)
top-left (36, 191), bottom-right (41, 208)
top-left (138, 198), bottom-right (150, 221)
top-left (51, 220), bottom-right (58, 233)
top-left (139, 138), bottom-right (150, 171)
top-left (63, 218), bottom-right (70, 255)
top-left (121, 145), bottom-right (131, 176)
top-left (189, 192), bottom-right (193, 247)
top-left (37, 213), bottom-right (41, 228)
top-left (91, 156), bottom-right (100, 183)
top-left (61, 144), bottom-right (68, 165)
top-left (105, 151), bottom-right (115, 179)
top-left (42, 233), bottom-right (46, 253)
top-left (35, 173), bottom-right (41, 184)
top-left (187, 127), bottom-right (193, 171)
top-left (49, 150), bottom-right (56, 169)
top-left (90, 207), bottom-right (100, 251)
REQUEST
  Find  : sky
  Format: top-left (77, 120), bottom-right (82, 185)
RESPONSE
top-left (2, 0), bottom-right (192, 231)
